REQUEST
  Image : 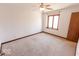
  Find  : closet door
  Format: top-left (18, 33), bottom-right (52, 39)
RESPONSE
top-left (67, 12), bottom-right (79, 42)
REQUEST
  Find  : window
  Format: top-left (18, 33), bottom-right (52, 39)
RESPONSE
top-left (48, 16), bottom-right (53, 28)
top-left (47, 14), bottom-right (59, 30)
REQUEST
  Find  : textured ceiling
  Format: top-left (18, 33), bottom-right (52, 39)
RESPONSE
top-left (32, 3), bottom-right (77, 10)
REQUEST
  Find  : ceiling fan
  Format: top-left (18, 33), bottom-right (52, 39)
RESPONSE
top-left (39, 3), bottom-right (53, 11)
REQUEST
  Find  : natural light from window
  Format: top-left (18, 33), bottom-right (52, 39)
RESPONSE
top-left (47, 15), bottom-right (59, 30)
top-left (48, 16), bottom-right (53, 28)
top-left (53, 16), bottom-right (59, 29)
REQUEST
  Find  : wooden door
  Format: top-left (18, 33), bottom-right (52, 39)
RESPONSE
top-left (67, 12), bottom-right (79, 42)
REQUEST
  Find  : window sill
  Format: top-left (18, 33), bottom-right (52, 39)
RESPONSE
top-left (46, 27), bottom-right (58, 30)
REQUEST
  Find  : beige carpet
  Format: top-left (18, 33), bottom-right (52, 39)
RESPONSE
top-left (2, 33), bottom-right (76, 56)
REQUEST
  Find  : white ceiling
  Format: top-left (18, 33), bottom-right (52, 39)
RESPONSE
top-left (29, 3), bottom-right (77, 11)
top-left (46, 3), bottom-right (76, 10)
top-left (0, 3), bottom-right (77, 11)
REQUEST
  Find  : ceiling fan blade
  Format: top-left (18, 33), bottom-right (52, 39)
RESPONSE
top-left (39, 3), bottom-right (53, 11)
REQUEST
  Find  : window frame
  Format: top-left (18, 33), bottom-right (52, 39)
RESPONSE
top-left (47, 14), bottom-right (60, 30)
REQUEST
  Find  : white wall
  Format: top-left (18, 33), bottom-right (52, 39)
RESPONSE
top-left (0, 4), bottom-right (42, 43)
top-left (42, 4), bottom-right (79, 38)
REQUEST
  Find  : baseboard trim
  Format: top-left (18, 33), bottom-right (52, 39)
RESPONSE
top-left (1, 31), bottom-right (66, 44)
top-left (42, 31), bottom-right (67, 39)
top-left (2, 32), bottom-right (42, 45)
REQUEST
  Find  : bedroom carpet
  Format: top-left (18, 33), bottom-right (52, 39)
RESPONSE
top-left (2, 33), bottom-right (76, 56)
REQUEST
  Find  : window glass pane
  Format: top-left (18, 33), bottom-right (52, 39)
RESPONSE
top-left (48, 16), bottom-right (53, 28)
top-left (53, 16), bottom-right (59, 29)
